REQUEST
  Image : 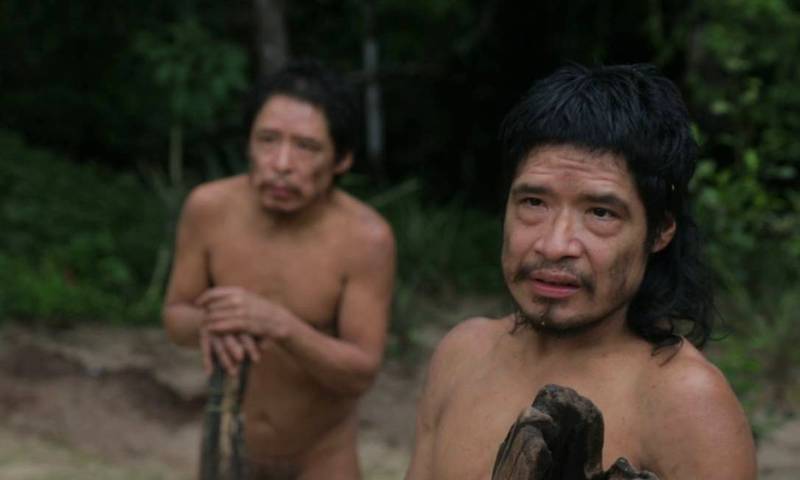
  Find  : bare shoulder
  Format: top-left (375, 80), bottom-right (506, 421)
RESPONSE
top-left (427, 317), bottom-right (508, 391)
top-left (334, 189), bottom-right (396, 260)
top-left (435, 316), bottom-right (506, 359)
top-left (418, 316), bottom-right (508, 424)
top-left (182, 175), bottom-right (248, 220)
top-left (641, 342), bottom-right (742, 419)
top-left (638, 341), bottom-right (756, 479)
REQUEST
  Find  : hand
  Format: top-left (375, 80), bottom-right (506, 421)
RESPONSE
top-left (199, 329), bottom-right (261, 377)
top-left (196, 286), bottom-right (292, 341)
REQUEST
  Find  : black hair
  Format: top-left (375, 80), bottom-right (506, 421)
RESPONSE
top-left (499, 63), bottom-right (713, 349)
top-left (244, 59), bottom-right (358, 163)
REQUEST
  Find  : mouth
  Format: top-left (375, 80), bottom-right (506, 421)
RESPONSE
top-left (528, 270), bottom-right (580, 299)
top-left (262, 183), bottom-right (297, 200)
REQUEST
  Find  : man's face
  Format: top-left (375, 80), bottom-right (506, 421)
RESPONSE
top-left (501, 145), bottom-right (671, 334)
top-left (248, 94), bottom-right (351, 214)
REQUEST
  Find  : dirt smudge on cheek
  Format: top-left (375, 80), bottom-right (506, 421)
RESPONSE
top-left (605, 248), bottom-right (640, 306)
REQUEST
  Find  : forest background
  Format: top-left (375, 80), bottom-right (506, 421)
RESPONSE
top-left (1, 0), bottom-right (799, 437)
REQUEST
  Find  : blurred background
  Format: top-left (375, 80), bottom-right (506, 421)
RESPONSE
top-left (0, 1), bottom-right (798, 478)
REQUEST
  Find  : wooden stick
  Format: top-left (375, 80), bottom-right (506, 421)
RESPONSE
top-left (230, 357), bottom-right (251, 480)
top-left (200, 356), bottom-right (225, 480)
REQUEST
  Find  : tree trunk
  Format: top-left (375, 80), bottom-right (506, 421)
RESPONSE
top-left (254, 0), bottom-right (289, 82)
top-left (362, 0), bottom-right (385, 178)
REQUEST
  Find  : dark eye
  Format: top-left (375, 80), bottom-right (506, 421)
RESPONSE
top-left (523, 197), bottom-right (544, 207)
top-left (296, 139), bottom-right (322, 152)
top-left (590, 207), bottom-right (615, 218)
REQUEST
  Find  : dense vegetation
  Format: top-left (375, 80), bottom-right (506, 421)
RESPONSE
top-left (2, 1), bottom-right (798, 424)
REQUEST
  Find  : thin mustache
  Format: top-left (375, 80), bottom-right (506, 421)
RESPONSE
top-left (252, 176), bottom-right (300, 193)
top-left (513, 260), bottom-right (591, 289)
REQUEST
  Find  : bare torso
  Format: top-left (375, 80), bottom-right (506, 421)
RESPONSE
top-left (182, 175), bottom-right (391, 477)
top-left (418, 315), bottom-right (741, 480)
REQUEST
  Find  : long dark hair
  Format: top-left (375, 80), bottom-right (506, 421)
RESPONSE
top-left (244, 59), bottom-right (359, 163)
top-left (499, 63), bottom-right (713, 349)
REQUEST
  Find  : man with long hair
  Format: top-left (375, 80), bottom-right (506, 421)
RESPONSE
top-left (163, 60), bottom-right (396, 479)
top-left (406, 64), bottom-right (756, 479)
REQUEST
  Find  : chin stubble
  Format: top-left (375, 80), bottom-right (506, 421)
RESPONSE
top-left (513, 307), bottom-right (606, 337)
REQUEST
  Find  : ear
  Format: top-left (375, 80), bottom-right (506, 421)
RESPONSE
top-left (651, 215), bottom-right (676, 253)
top-left (333, 152), bottom-right (353, 175)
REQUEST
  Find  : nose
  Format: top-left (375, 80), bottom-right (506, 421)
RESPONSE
top-left (273, 141), bottom-right (293, 174)
top-left (533, 210), bottom-right (582, 260)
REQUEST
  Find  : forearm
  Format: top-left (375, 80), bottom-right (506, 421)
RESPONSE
top-left (278, 314), bottom-right (381, 396)
top-left (199, 287), bottom-right (386, 393)
top-left (162, 303), bottom-right (206, 347)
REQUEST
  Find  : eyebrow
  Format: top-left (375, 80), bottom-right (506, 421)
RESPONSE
top-left (252, 128), bottom-right (323, 145)
top-left (510, 183), bottom-right (551, 197)
top-left (252, 127), bottom-right (279, 136)
top-left (578, 192), bottom-right (631, 217)
top-left (510, 183), bottom-right (632, 216)
top-left (293, 135), bottom-right (323, 146)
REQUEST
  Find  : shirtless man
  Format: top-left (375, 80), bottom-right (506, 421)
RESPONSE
top-left (162, 61), bottom-right (395, 479)
top-left (406, 64), bottom-right (757, 480)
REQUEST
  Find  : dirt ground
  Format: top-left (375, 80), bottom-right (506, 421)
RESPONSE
top-left (0, 324), bottom-right (797, 480)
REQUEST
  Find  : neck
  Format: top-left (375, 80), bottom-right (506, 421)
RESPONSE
top-left (516, 306), bottom-right (636, 360)
top-left (249, 187), bottom-right (337, 233)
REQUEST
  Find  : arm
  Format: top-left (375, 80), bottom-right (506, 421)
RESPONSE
top-left (203, 220), bottom-right (396, 396)
top-left (406, 318), bottom-right (490, 480)
top-left (162, 187), bottom-right (211, 347)
top-left (162, 186), bottom-right (260, 374)
top-left (281, 220), bottom-right (395, 395)
top-left (641, 355), bottom-right (757, 479)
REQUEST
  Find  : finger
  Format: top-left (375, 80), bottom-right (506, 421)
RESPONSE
top-left (195, 289), bottom-right (214, 307)
top-left (224, 334), bottom-right (245, 363)
top-left (196, 287), bottom-right (233, 307)
top-left (207, 319), bottom-right (249, 333)
top-left (201, 298), bottom-right (244, 320)
top-left (205, 301), bottom-right (237, 312)
top-left (206, 308), bottom-right (243, 323)
top-left (212, 336), bottom-right (238, 376)
top-left (240, 334), bottom-right (261, 363)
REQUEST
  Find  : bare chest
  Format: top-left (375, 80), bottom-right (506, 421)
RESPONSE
top-left (432, 365), bottom-right (644, 479)
top-left (207, 228), bottom-right (345, 331)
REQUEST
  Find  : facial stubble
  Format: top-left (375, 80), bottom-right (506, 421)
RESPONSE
top-left (510, 252), bottom-right (638, 337)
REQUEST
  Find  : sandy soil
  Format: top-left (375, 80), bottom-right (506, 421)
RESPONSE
top-left (0, 325), bottom-right (423, 480)
top-left (0, 324), bottom-right (797, 479)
